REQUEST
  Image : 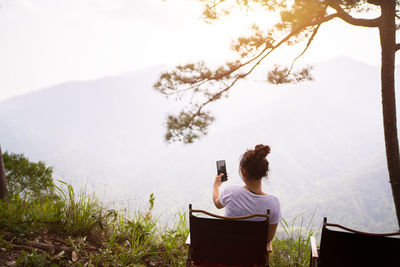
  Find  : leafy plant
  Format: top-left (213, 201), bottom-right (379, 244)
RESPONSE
top-left (16, 250), bottom-right (50, 266)
top-left (3, 151), bottom-right (58, 200)
top-left (271, 214), bottom-right (317, 267)
top-left (0, 193), bottom-right (63, 235)
top-left (1, 180), bottom-right (321, 266)
top-left (158, 211), bottom-right (189, 265)
top-left (55, 180), bottom-right (106, 239)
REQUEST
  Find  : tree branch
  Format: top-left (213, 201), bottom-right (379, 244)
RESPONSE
top-left (238, 13), bottom-right (337, 81)
top-left (193, 23), bottom-right (323, 117)
top-left (396, 43), bottom-right (400, 51)
top-left (328, 2), bottom-right (380, 27)
top-left (159, 7), bottom-right (345, 142)
top-left (185, 12), bottom-right (340, 127)
top-left (288, 23), bottom-right (321, 74)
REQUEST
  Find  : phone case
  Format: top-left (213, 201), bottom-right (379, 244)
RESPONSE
top-left (216, 160), bottom-right (227, 182)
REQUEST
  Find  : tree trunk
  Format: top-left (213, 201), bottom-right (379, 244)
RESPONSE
top-left (379, 0), bottom-right (400, 229)
top-left (0, 146), bottom-right (8, 200)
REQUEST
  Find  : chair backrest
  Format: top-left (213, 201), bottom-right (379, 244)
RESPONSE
top-left (188, 204), bottom-right (270, 266)
top-left (318, 217), bottom-right (400, 267)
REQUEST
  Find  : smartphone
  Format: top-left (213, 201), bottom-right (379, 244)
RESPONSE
top-left (216, 160), bottom-right (228, 182)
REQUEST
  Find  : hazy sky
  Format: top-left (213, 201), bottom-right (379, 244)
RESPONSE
top-left (0, 0), bottom-right (391, 100)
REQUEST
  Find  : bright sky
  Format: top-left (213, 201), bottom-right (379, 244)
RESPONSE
top-left (0, 0), bottom-right (389, 100)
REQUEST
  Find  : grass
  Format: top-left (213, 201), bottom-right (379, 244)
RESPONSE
top-left (271, 215), bottom-right (317, 267)
top-left (0, 182), bottom-right (315, 266)
top-left (0, 183), bottom-right (190, 266)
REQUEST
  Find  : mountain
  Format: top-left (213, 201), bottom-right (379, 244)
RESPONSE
top-left (0, 57), bottom-right (398, 231)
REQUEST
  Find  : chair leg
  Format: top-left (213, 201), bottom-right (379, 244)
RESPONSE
top-left (266, 248), bottom-right (270, 267)
top-left (186, 246), bottom-right (192, 267)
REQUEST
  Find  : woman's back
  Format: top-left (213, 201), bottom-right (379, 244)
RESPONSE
top-left (212, 144), bottom-right (281, 247)
top-left (220, 185), bottom-right (281, 223)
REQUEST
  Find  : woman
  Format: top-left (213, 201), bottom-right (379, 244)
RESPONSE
top-left (213, 144), bottom-right (281, 251)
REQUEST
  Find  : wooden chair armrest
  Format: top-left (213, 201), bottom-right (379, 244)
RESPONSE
top-left (310, 236), bottom-right (318, 267)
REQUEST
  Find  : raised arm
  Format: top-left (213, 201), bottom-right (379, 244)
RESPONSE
top-left (213, 173), bottom-right (224, 209)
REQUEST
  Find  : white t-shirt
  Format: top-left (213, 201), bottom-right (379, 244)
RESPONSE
top-left (220, 185), bottom-right (282, 224)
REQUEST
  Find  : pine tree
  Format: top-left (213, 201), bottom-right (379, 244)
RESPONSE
top-left (154, 0), bottom-right (400, 228)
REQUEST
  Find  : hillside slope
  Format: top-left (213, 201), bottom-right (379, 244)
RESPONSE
top-left (0, 57), bottom-right (398, 231)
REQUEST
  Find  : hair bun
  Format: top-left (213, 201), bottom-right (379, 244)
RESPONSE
top-left (254, 144), bottom-right (270, 158)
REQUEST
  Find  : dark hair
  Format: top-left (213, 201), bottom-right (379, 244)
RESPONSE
top-left (239, 144), bottom-right (270, 180)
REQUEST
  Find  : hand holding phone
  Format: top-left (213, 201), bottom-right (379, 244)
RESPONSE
top-left (216, 160), bottom-right (228, 182)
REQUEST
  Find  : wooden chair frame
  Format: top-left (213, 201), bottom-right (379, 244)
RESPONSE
top-left (310, 217), bottom-right (400, 267)
top-left (186, 204), bottom-right (271, 267)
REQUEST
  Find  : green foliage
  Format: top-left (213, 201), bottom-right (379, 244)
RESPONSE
top-left (165, 110), bottom-right (215, 143)
top-left (56, 180), bottom-right (105, 237)
top-left (0, 181), bottom-right (107, 240)
top-left (1, 182), bottom-right (319, 266)
top-left (271, 215), bottom-right (316, 267)
top-left (88, 193), bottom-right (186, 266)
top-left (158, 211), bottom-right (190, 265)
top-left (268, 64), bottom-right (313, 84)
top-left (148, 192), bottom-right (155, 210)
top-left (0, 193), bottom-right (64, 235)
top-left (3, 151), bottom-right (58, 200)
top-left (16, 250), bottom-right (51, 267)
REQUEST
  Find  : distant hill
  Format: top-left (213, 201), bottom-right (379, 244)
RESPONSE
top-left (0, 57), bottom-right (398, 231)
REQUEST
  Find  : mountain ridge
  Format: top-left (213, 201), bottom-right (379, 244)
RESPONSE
top-left (0, 57), bottom-right (398, 231)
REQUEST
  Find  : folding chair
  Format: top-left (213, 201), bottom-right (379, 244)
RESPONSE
top-left (186, 204), bottom-right (270, 267)
top-left (310, 217), bottom-right (400, 267)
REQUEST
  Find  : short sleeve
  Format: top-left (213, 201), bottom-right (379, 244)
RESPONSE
top-left (269, 196), bottom-right (282, 225)
top-left (219, 186), bottom-right (233, 207)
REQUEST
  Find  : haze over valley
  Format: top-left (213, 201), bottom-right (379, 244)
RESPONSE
top-left (0, 57), bottom-right (398, 232)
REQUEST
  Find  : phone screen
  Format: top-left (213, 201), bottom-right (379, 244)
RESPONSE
top-left (216, 160), bottom-right (227, 182)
